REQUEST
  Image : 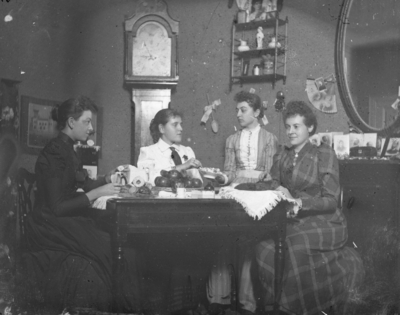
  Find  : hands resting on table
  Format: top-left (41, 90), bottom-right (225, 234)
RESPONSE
top-left (233, 181), bottom-right (302, 218)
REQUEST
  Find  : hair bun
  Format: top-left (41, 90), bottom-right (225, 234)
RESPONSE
top-left (51, 104), bottom-right (60, 121)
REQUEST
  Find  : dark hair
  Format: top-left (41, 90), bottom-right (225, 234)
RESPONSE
top-left (234, 91), bottom-right (264, 118)
top-left (282, 100), bottom-right (318, 136)
top-left (51, 96), bottom-right (97, 130)
top-left (149, 108), bottom-right (182, 143)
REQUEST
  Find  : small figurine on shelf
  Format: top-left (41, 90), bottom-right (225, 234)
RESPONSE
top-left (256, 27), bottom-right (264, 49)
top-left (268, 36), bottom-right (281, 48)
top-left (253, 64), bottom-right (260, 76)
top-left (261, 54), bottom-right (274, 75)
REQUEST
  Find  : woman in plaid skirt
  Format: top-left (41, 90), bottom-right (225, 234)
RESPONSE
top-left (254, 100), bottom-right (364, 314)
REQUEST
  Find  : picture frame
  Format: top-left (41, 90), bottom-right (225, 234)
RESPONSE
top-left (20, 95), bottom-right (102, 154)
top-left (349, 133), bottom-right (363, 148)
top-left (333, 134), bottom-right (350, 159)
top-left (20, 95), bottom-right (60, 154)
top-left (309, 134), bottom-right (320, 146)
top-left (319, 132), bottom-right (333, 147)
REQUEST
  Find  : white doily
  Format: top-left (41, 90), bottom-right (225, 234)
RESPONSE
top-left (220, 187), bottom-right (296, 220)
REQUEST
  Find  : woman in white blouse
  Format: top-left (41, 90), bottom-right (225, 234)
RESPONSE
top-left (137, 108), bottom-right (202, 184)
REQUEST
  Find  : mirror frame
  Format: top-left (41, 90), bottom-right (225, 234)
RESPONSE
top-left (335, 0), bottom-right (400, 138)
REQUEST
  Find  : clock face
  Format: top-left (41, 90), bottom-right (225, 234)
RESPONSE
top-left (132, 21), bottom-right (172, 77)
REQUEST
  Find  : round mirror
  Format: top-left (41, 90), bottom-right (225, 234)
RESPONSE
top-left (335, 0), bottom-right (400, 137)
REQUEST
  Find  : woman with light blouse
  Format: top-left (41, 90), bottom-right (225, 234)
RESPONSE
top-left (208, 91), bottom-right (278, 314)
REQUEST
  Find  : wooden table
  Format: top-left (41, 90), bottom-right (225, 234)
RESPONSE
top-left (107, 198), bottom-right (290, 314)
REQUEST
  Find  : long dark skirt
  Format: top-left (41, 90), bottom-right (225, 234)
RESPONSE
top-left (24, 211), bottom-right (141, 312)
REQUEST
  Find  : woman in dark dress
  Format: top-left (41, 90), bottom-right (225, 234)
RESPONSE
top-left (252, 101), bottom-right (364, 314)
top-left (25, 96), bottom-right (141, 312)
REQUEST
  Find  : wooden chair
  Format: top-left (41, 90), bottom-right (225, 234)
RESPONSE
top-left (16, 167), bottom-right (36, 250)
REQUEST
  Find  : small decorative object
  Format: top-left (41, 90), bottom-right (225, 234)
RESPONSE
top-left (242, 59), bottom-right (250, 76)
top-left (268, 36), bottom-right (281, 48)
top-left (264, 0), bottom-right (279, 19)
top-left (236, 0), bottom-right (252, 22)
top-left (349, 133), bottom-right (363, 148)
top-left (261, 54), bottom-right (274, 75)
top-left (274, 91), bottom-right (285, 111)
top-left (237, 39), bottom-right (250, 51)
top-left (333, 134), bottom-right (350, 159)
top-left (315, 77), bottom-right (327, 91)
top-left (249, 0), bottom-right (266, 21)
top-left (237, 10), bottom-right (248, 23)
top-left (253, 64), bottom-right (260, 75)
top-left (319, 132), bottom-right (332, 147)
top-left (256, 26), bottom-right (264, 49)
top-left (390, 86), bottom-right (400, 110)
top-left (309, 134), bottom-right (321, 146)
top-left (306, 74), bottom-right (337, 114)
top-left (201, 94), bottom-right (221, 134)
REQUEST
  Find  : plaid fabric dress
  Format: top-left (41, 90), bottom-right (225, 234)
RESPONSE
top-left (256, 142), bottom-right (364, 314)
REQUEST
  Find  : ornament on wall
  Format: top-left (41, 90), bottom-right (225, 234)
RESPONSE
top-left (261, 100), bottom-right (269, 125)
top-left (390, 86), bottom-right (400, 110)
top-left (249, 88), bottom-right (269, 125)
top-left (201, 94), bottom-right (221, 134)
top-left (274, 91), bottom-right (285, 112)
top-left (305, 74), bottom-right (337, 114)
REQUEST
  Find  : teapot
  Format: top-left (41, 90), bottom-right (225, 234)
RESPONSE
top-left (237, 39), bottom-right (250, 51)
top-left (268, 37), bottom-right (281, 49)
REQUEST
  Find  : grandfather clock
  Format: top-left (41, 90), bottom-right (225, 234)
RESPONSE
top-left (124, 0), bottom-right (179, 164)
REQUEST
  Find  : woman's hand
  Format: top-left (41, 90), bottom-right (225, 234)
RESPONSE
top-left (177, 158), bottom-right (202, 171)
top-left (86, 183), bottom-right (121, 202)
top-left (276, 186), bottom-right (294, 199)
top-left (105, 169), bottom-right (118, 183)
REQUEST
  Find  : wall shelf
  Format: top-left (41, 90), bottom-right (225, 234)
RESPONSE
top-left (230, 15), bottom-right (288, 90)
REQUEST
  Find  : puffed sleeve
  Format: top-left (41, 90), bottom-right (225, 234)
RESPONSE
top-left (299, 146), bottom-right (340, 212)
top-left (37, 143), bottom-right (91, 217)
top-left (223, 135), bottom-right (237, 184)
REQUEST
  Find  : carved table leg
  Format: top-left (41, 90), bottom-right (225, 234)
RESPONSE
top-left (112, 206), bottom-right (128, 313)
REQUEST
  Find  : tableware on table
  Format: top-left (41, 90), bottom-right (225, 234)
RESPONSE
top-left (176, 187), bottom-right (186, 198)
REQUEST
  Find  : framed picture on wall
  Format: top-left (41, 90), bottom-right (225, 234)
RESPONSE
top-left (20, 95), bottom-right (60, 154)
top-left (20, 95), bottom-right (102, 154)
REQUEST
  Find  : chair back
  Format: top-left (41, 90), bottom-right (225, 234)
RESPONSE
top-left (16, 168), bottom-right (36, 249)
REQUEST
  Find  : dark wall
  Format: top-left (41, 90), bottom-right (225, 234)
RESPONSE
top-left (0, 0), bottom-right (349, 173)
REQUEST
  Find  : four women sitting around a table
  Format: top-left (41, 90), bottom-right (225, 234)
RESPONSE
top-left (22, 92), bottom-right (364, 314)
